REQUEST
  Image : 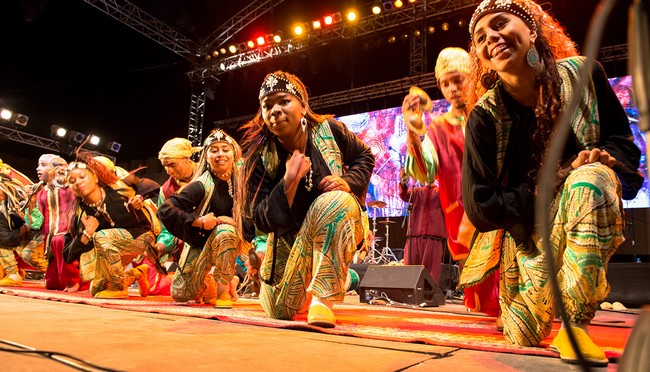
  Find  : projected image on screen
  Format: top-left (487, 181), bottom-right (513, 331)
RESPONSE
top-left (337, 75), bottom-right (649, 217)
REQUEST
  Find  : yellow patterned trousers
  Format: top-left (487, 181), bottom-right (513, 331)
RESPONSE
top-left (80, 228), bottom-right (155, 296)
top-left (501, 163), bottom-right (624, 346)
top-left (171, 224), bottom-right (239, 302)
top-left (260, 191), bottom-right (365, 320)
top-left (0, 232), bottom-right (48, 275)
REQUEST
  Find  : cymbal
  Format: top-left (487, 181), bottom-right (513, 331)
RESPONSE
top-left (368, 200), bottom-right (387, 208)
top-left (379, 219), bottom-right (396, 224)
top-left (405, 86), bottom-right (432, 136)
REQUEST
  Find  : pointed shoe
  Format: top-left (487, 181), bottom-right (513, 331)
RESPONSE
top-left (94, 289), bottom-right (129, 299)
top-left (0, 275), bottom-right (23, 287)
top-left (307, 303), bottom-right (336, 328)
top-left (550, 327), bottom-right (608, 367)
top-left (135, 264), bottom-right (150, 297)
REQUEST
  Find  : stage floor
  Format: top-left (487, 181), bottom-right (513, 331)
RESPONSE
top-left (2, 284), bottom-right (634, 371)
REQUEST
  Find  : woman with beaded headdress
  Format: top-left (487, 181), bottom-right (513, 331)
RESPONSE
top-left (460, 0), bottom-right (642, 365)
top-left (236, 71), bottom-right (374, 328)
top-left (62, 152), bottom-right (152, 299)
top-left (158, 128), bottom-right (245, 308)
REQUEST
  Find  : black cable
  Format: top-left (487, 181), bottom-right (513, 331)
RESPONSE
top-left (535, 0), bottom-right (619, 371)
top-left (0, 340), bottom-right (124, 372)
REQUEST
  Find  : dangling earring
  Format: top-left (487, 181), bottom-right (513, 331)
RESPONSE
top-left (480, 70), bottom-right (498, 90)
top-left (300, 117), bottom-right (308, 133)
top-left (526, 45), bottom-right (540, 68)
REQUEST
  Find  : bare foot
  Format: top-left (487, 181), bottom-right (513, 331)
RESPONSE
top-left (63, 283), bottom-right (80, 292)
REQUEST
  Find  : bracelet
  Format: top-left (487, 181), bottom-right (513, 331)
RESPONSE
top-left (82, 230), bottom-right (93, 241)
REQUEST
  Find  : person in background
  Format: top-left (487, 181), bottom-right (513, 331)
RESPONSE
top-left (158, 129), bottom-right (245, 308)
top-left (402, 47), bottom-right (500, 318)
top-left (0, 174), bottom-right (44, 286)
top-left (154, 138), bottom-right (199, 266)
top-left (63, 153), bottom-right (153, 299)
top-left (398, 167), bottom-right (446, 284)
top-left (237, 71), bottom-right (374, 328)
top-left (461, 0), bottom-right (643, 366)
top-left (36, 154), bottom-right (84, 291)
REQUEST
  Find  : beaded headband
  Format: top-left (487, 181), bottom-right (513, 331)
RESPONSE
top-left (258, 73), bottom-right (304, 102)
top-left (67, 161), bottom-right (94, 175)
top-left (469, 0), bottom-right (537, 36)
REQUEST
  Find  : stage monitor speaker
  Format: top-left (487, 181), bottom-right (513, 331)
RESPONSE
top-left (358, 265), bottom-right (445, 307)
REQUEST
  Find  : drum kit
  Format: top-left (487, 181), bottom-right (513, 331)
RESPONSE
top-left (365, 200), bottom-right (399, 264)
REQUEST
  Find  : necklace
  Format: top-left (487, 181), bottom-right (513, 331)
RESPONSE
top-left (304, 164), bottom-right (313, 192)
top-left (214, 170), bottom-right (234, 197)
top-left (84, 188), bottom-right (105, 209)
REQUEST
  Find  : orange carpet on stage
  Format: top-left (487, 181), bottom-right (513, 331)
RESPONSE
top-left (1, 284), bottom-right (634, 361)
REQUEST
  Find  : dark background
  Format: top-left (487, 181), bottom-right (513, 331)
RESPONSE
top-left (0, 0), bottom-right (633, 175)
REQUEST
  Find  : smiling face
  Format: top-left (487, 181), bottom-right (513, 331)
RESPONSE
top-left (207, 142), bottom-right (234, 176)
top-left (67, 168), bottom-right (99, 199)
top-left (438, 71), bottom-right (469, 109)
top-left (261, 92), bottom-right (305, 140)
top-left (472, 12), bottom-right (536, 76)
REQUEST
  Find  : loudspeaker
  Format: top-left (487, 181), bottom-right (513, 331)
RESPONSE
top-left (606, 262), bottom-right (650, 306)
top-left (358, 265), bottom-right (445, 307)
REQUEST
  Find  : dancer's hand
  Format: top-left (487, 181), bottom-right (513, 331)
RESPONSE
top-left (319, 175), bottom-right (350, 193)
top-left (571, 148), bottom-right (617, 169)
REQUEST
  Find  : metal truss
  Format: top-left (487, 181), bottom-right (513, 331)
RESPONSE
top-left (194, 0), bottom-right (478, 76)
top-left (201, 0), bottom-right (286, 54)
top-left (310, 72), bottom-right (438, 109)
top-left (410, 22), bottom-right (427, 76)
top-left (83, 0), bottom-right (199, 58)
top-left (0, 126), bottom-right (115, 162)
top-left (598, 43), bottom-right (629, 63)
top-left (187, 91), bottom-right (206, 146)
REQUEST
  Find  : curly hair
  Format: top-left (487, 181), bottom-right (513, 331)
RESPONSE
top-left (467, 0), bottom-right (578, 184)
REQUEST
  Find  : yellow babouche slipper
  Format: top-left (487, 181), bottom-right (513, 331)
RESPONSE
top-left (550, 326), bottom-right (608, 367)
top-left (135, 264), bottom-right (150, 297)
top-left (94, 289), bottom-right (129, 299)
top-left (214, 291), bottom-right (233, 309)
top-left (0, 275), bottom-right (23, 287)
top-left (307, 303), bottom-right (336, 328)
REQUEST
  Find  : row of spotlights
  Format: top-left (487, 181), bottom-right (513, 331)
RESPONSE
top-left (50, 125), bottom-right (121, 153)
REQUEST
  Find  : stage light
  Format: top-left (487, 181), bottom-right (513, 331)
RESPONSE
top-left (204, 54), bottom-right (211, 61)
top-left (441, 22), bottom-right (449, 31)
top-left (13, 114), bottom-right (28, 126)
top-left (0, 109), bottom-right (12, 121)
top-left (457, 19), bottom-right (466, 27)
top-left (247, 40), bottom-right (255, 49)
top-left (324, 15), bottom-right (333, 26)
top-left (51, 125), bottom-right (67, 138)
top-left (220, 48), bottom-right (227, 55)
top-left (400, 32), bottom-right (409, 41)
top-left (408, 0), bottom-right (417, 3)
top-left (372, 1), bottom-right (382, 14)
top-left (312, 20), bottom-right (322, 30)
top-left (273, 33), bottom-right (282, 43)
top-left (346, 10), bottom-right (358, 22)
top-left (293, 23), bottom-right (309, 36)
top-left (219, 62), bottom-right (226, 71)
top-left (332, 12), bottom-right (342, 23)
top-left (264, 34), bottom-right (274, 44)
top-left (394, 0), bottom-right (403, 8)
top-left (106, 141), bottom-right (121, 154)
top-left (382, 1), bottom-right (393, 11)
top-left (68, 131), bottom-right (86, 144)
top-left (427, 25), bottom-right (435, 34)
top-left (413, 29), bottom-right (422, 37)
top-left (212, 50), bottom-right (219, 57)
top-left (238, 42), bottom-right (247, 52)
top-left (89, 135), bottom-right (100, 146)
top-left (387, 35), bottom-right (397, 43)
top-left (228, 45), bottom-right (237, 54)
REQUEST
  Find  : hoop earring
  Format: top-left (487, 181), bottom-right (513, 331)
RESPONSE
top-left (300, 117), bottom-right (308, 133)
top-left (526, 46), bottom-right (540, 68)
top-left (480, 70), bottom-right (498, 90)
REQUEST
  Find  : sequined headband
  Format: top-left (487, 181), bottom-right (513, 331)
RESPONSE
top-left (258, 74), bottom-right (304, 102)
top-left (204, 129), bottom-right (235, 148)
top-left (67, 161), bottom-right (94, 174)
top-left (469, 0), bottom-right (537, 36)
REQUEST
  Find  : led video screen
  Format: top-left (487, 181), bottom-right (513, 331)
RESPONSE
top-left (338, 75), bottom-right (648, 217)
